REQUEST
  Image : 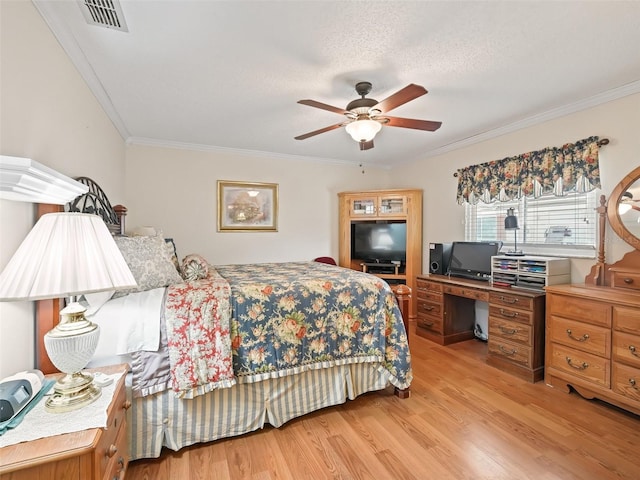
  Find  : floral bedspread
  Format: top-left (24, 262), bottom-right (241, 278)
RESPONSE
top-left (164, 277), bottom-right (236, 398)
top-left (215, 261), bottom-right (412, 390)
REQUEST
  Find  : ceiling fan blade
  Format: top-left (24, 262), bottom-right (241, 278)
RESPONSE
top-left (384, 116), bottom-right (442, 131)
top-left (297, 99), bottom-right (348, 115)
top-left (359, 140), bottom-right (374, 151)
top-left (294, 122), bottom-right (345, 140)
top-left (373, 84), bottom-right (428, 113)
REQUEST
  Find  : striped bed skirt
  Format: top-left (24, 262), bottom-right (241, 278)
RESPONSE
top-left (127, 362), bottom-right (392, 460)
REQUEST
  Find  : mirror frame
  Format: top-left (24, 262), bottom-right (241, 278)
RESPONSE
top-left (607, 164), bottom-right (640, 250)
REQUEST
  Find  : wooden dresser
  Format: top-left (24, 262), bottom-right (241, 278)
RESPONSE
top-left (543, 166), bottom-right (640, 416)
top-left (0, 363), bottom-right (130, 480)
top-left (545, 283), bottom-right (640, 416)
top-left (416, 275), bottom-right (546, 382)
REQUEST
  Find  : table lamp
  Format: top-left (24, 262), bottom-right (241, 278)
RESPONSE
top-left (0, 212), bottom-right (136, 412)
top-left (504, 207), bottom-right (524, 256)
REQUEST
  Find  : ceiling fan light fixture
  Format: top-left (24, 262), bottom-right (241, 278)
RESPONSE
top-left (345, 119), bottom-right (382, 143)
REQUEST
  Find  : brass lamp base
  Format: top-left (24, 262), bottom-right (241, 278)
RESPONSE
top-left (45, 372), bottom-right (102, 413)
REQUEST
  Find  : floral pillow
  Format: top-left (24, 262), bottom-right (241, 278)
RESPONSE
top-left (114, 235), bottom-right (184, 297)
top-left (181, 254), bottom-right (210, 282)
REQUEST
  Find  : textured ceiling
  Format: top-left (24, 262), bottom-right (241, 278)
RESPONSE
top-left (33, 1), bottom-right (640, 168)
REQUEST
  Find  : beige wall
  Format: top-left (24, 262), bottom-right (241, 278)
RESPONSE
top-left (0, 1), bottom-right (126, 377)
top-left (400, 92), bottom-right (640, 282)
top-left (124, 145), bottom-right (392, 264)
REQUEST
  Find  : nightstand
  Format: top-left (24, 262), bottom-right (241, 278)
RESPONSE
top-left (0, 363), bottom-right (130, 480)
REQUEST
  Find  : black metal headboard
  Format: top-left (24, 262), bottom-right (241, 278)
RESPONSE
top-left (65, 177), bottom-right (126, 235)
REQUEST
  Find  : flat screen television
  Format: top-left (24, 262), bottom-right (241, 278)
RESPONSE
top-left (447, 241), bottom-right (502, 281)
top-left (351, 222), bottom-right (407, 264)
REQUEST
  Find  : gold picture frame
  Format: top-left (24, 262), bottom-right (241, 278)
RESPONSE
top-left (217, 181), bottom-right (278, 232)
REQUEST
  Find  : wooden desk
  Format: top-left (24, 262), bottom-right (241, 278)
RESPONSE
top-left (416, 274), bottom-right (547, 382)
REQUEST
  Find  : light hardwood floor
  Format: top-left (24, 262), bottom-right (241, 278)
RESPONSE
top-left (127, 325), bottom-right (640, 480)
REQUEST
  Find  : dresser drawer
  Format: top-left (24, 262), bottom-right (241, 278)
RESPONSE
top-left (548, 316), bottom-right (611, 358)
top-left (97, 380), bottom-right (127, 478)
top-left (547, 294), bottom-right (611, 327)
top-left (612, 362), bottom-right (640, 402)
top-left (490, 292), bottom-right (533, 311)
top-left (102, 419), bottom-right (128, 480)
top-left (613, 306), bottom-right (640, 335)
top-left (489, 317), bottom-right (532, 346)
top-left (547, 343), bottom-right (610, 387)
top-left (488, 338), bottom-right (532, 367)
top-left (610, 270), bottom-right (640, 292)
top-left (489, 304), bottom-right (533, 325)
top-left (443, 285), bottom-right (489, 301)
top-left (416, 314), bottom-right (443, 334)
top-left (613, 331), bottom-right (640, 368)
top-left (417, 300), bottom-right (442, 317)
top-left (416, 279), bottom-right (442, 295)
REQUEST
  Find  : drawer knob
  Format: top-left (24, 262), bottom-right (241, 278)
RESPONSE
top-left (630, 378), bottom-right (637, 389)
top-left (107, 444), bottom-right (118, 458)
top-left (630, 345), bottom-right (638, 358)
top-left (566, 329), bottom-right (589, 342)
top-left (565, 356), bottom-right (588, 370)
top-left (623, 277), bottom-right (634, 285)
top-left (423, 305), bottom-right (434, 311)
top-left (499, 326), bottom-right (518, 335)
top-left (498, 345), bottom-right (517, 356)
top-left (499, 308), bottom-right (518, 319)
top-left (499, 296), bottom-right (518, 304)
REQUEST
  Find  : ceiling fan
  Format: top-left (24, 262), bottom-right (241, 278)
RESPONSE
top-left (294, 82), bottom-right (442, 151)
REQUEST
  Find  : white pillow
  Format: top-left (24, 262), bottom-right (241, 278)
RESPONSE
top-left (86, 287), bottom-right (164, 368)
top-left (83, 290), bottom-right (115, 316)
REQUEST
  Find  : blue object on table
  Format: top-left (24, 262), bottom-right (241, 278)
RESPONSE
top-left (0, 379), bottom-right (55, 435)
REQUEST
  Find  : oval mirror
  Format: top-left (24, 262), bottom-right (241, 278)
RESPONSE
top-left (608, 165), bottom-right (640, 250)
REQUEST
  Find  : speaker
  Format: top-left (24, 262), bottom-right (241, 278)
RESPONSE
top-left (429, 243), bottom-right (452, 274)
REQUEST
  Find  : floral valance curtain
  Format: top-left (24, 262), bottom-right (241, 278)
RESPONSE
top-left (456, 136), bottom-right (601, 204)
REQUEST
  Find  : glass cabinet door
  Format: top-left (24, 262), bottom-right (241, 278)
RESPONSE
top-left (378, 196), bottom-right (406, 215)
top-left (350, 197), bottom-right (377, 216)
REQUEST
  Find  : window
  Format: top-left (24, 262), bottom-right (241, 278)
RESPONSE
top-left (465, 190), bottom-right (600, 258)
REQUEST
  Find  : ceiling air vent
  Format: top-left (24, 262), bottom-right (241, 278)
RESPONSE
top-left (78, 0), bottom-right (129, 32)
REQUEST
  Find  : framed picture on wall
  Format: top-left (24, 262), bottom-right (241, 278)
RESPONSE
top-left (217, 180), bottom-right (278, 232)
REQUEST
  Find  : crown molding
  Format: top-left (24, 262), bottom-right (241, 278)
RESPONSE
top-left (413, 80), bottom-right (640, 162)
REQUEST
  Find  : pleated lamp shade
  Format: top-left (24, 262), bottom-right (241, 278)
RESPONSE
top-left (0, 212), bottom-right (136, 301)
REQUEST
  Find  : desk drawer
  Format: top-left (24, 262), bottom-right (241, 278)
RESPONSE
top-left (490, 292), bottom-right (533, 311)
top-left (547, 343), bottom-right (610, 387)
top-left (547, 294), bottom-right (611, 327)
top-left (416, 279), bottom-right (442, 295)
top-left (489, 317), bottom-right (531, 346)
top-left (416, 290), bottom-right (442, 303)
top-left (613, 331), bottom-right (640, 368)
top-left (612, 362), bottom-right (640, 402)
top-left (417, 300), bottom-right (442, 317)
top-left (416, 314), bottom-right (443, 334)
top-left (488, 338), bottom-right (532, 367)
top-left (489, 305), bottom-right (533, 325)
top-left (443, 285), bottom-right (489, 301)
top-left (548, 316), bottom-right (610, 358)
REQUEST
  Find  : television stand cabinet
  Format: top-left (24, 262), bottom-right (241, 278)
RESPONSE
top-left (416, 274), bottom-right (547, 382)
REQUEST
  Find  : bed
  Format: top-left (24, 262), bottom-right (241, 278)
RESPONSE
top-left (35, 178), bottom-right (412, 461)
